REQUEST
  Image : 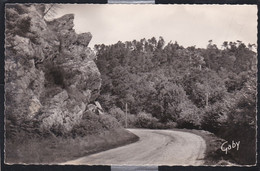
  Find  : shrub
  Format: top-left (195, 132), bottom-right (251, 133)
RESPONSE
top-left (177, 100), bottom-right (202, 129)
top-left (126, 114), bottom-right (137, 128)
top-left (216, 84), bottom-right (256, 165)
top-left (135, 112), bottom-right (159, 129)
top-left (164, 121), bottom-right (178, 129)
top-left (99, 114), bottom-right (121, 130)
top-left (153, 121), bottom-right (177, 129)
top-left (109, 106), bottom-right (125, 126)
top-left (201, 102), bottom-right (229, 133)
top-left (71, 110), bottom-right (101, 137)
top-left (71, 110), bottom-right (120, 137)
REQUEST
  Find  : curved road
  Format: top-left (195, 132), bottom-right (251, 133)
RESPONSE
top-left (63, 129), bottom-right (206, 166)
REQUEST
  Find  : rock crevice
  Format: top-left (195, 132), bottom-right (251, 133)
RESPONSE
top-left (5, 4), bottom-right (102, 135)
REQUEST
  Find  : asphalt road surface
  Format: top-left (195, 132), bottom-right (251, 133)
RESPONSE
top-left (63, 129), bottom-right (206, 166)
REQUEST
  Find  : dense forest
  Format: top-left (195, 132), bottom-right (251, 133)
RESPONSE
top-left (95, 37), bottom-right (257, 164)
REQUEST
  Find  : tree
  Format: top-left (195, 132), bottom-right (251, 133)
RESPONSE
top-left (156, 81), bottom-right (187, 122)
top-left (157, 36), bottom-right (165, 50)
top-left (222, 41), bottom-right (228, 50)
top-left (177, 99), bottom-right (201, 128)
top-left (42, 4), bottom-right (61, 19)
top-left (95, 38), bottom-right (256, 135)
top-left (182, 68), bottom-right (226, 108)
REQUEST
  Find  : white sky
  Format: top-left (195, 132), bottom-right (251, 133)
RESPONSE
top-left (54, 4), bottom-right (257, 49)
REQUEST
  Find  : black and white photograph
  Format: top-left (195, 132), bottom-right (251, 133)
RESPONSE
top-left (4, 4), bottom-right (257, 166)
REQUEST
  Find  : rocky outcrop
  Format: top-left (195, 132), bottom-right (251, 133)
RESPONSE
top-left (5, 4), bottom-right (102, 135)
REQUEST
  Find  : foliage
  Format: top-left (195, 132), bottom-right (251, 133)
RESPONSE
top-left (71, 110), bottom-right (120, 137)
top-left (95, 38), bottom-right (256, 164)
top-left (135, 112), bottom-right (159, 129)
top-left (217, 70), bottom-right (256, 164)
top-left (177, 99), bottom-right (202, 129)
top-left (108, 106), bottom-right (127, 126)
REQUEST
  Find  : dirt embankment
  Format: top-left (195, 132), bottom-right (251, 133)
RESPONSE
top-left (6, 128), bottom-right (138, 164)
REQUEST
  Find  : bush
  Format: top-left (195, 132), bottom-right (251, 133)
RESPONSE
top-left (109, 106), bottom-right (126, 126)
top-left (164, 121), bottom-right (178, 129)
top-left (217, 123), bottom-right (256, 165)
top-left (177, 100), bottom-right (202, 129)
top-left (201, 102), bottom-right (229, 133)
top-left (154, 121), bottom-right (177, 129)
top-left (216, 86), bottom-right (256, 165)
top-left (71, 110), bottom-right (120, 137)
top-left (135, 112), bottom-right (159, 129)
top-left (108, 106), bottom-right (139, 128)
top-left (126, 114), bottom-right (138, 128)
top-left (99, 114), bottom-right (121, 130)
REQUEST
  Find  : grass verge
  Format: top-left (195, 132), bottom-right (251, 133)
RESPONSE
top-left (5, 128), bottom-right (139, 164)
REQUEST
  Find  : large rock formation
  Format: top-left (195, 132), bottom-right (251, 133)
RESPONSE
top-left (5, 4), bottom-right (102, 136)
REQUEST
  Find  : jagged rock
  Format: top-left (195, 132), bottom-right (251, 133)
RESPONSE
top-left (87, 101), bottom-right (105, 116)
top-left (48, 14), bottom-right (75, 33)
top-left (12, 35), bottom-right (35, 58)
top-left (5, 4), bottom-right (102, 135)
top-left (28, 97), bottom-right (42, 119)
top-left (5, 57), bottom-right (45, 128)
top-left (87, 104), bottom-right (98, 113)
top-left (77, 33), bottom-right (92, 47)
